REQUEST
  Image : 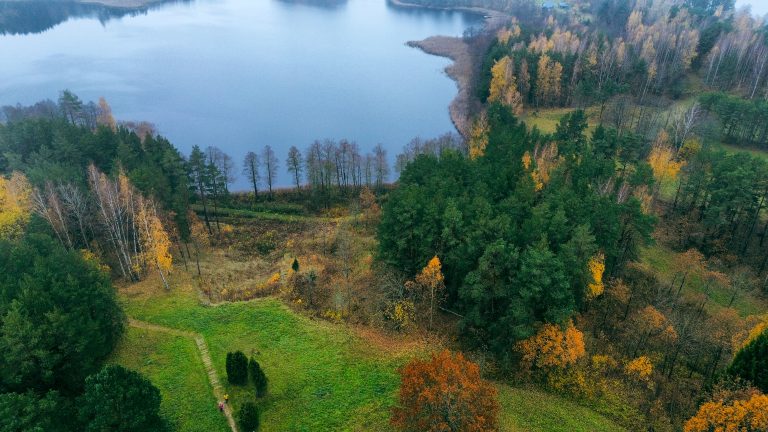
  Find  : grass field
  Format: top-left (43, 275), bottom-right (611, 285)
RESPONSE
top-left (116, 272), bottom-right (626, 431)
top-left (520, 107), bottom-right (599, 135)
top-left (498, 386), bottom-right (625, 432)
top-left (639, 244), bottom-right (768, 317)
top-left (109, 327), bottom-right (229, 431)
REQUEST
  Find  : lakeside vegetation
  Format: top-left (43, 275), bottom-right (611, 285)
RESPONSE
top-left (3, 0), bottom-right (768, 430)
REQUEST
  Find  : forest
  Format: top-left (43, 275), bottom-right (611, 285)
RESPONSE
top-left (2, 0), bottom-right (768, 431)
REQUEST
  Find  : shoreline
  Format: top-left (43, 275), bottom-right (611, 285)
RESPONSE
top-left (408, 36), bottom-right (476, 137)
top-left (395, 0), bottom-right (507, 136)
top-left (387, 0), bottom-right (507, 21)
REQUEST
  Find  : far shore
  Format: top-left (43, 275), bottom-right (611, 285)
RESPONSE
top-left (388, 0), bottom-right (508, 21)
top-left (7, 0), bottom-right (167, 9)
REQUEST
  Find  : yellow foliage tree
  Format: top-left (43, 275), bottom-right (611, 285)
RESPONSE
top-left (648, 131), bottom-right (683, 185)
top-left (536, 54), bottom-right (563, 107)
top-left (415, 256), bottom-right (445, 330)
top-left (137, 195), bottom-right (173, 290)
top-left (516, 321), bottom-right (586, 370)
top-left (97, 97), bottom-right (116, 131)
top-left (531, 142), bottom-right (559, 191)
top-left (587, 252), bottom-right (605, 298)
top-left (684, 392), bottom-right (768, 432)
top-left (624, 356), bottom-right (653, 381)
top-left (468, 112), bottom-right (489, 160)
top-left (0, 172), bottom-right (32, 240)
top-left (489, 56), bottom-right (524, 115)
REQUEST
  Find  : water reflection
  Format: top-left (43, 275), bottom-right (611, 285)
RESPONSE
top-left (274, 0), bottom-right (348, 10)
top-left (0, 0), bottom-right (189, 35)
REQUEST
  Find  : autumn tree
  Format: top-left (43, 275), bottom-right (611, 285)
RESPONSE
top-left (96, 97), bottom-right (116, 131)
top-left (489, 55), bottom-right (523, 115)
top-left (415, 256), bottom-right (445, 330)
top-left (136, 196), bottom-right (173, 290)
top-left (391, 350), bottom-right (499, 432)
top-left (262, 145), bottom-right (278, 198)
top-left (536, 55), bottom-right (563, 107)
top-left (648, 131), bottom-right (683, 196)
top-left (587, 252), bottom-right (606, 298)
top-left (242, 151), bottom-right (260, 202)
top-left (516, 321), bottom-right (586, 371)
top-left (286, 145), bottom-right (303, 192)
top-left (468, 112), bottom-right (489, 159)
top-left (0, 172), bottom-right (32, 240)
top-left (684, 390), bottom-right (768, 432)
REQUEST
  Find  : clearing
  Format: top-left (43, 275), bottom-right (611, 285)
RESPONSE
top-left (113, 264), bottom-right (625, 431)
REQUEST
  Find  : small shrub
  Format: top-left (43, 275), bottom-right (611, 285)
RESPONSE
top-left (238, 401), bottom-right (260, 432)
top-left (249, 358), bottom-right (268, 397)
top-left (226, 351), bottom-right (248, 385)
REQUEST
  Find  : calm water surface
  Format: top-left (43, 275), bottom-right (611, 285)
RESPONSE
top-left (0, 0), bottom-right (481, 188)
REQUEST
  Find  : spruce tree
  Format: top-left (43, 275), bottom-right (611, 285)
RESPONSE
top-left (249, 358), bottom-right (268, 397)
top-left (226, 351), bottom-right (248, 385)
top-left (238, 402), bottom-right (260, 432)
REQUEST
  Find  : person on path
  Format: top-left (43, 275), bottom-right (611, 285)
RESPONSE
top-left (218, 402), bottom-right (224, 412)
top-left (224, 394), bottom-right (229, 403)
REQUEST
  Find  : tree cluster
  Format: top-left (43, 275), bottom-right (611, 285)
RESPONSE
top-left (379, 105), bottom-right (654, 357)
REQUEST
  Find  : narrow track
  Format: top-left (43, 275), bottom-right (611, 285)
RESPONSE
top-left (128, 318), bottom-right (238, 432)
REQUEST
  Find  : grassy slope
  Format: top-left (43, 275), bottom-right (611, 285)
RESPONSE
top-left (639, 245), bottom-right (768, 317)
top-left (498, 386), bottom-right (625, 432)
top-left (109, 327), bottom-right (229, 432)
top-left (117, 275), bottom-right (624, 432)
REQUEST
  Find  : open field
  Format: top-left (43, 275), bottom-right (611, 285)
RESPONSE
top-left (116, 264), bottom-right (626, 431)
top-left (109, 326), bottom-right (229, 432)
top-left (498, 386), bottom-right (625, 432)
top-left (639, 244), bottom-right (768, 317)
top-left (520, 106), bottom-right (599, 135)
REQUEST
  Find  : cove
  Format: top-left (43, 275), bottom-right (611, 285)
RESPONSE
top-left (0, 0), bottom-right (482, 188)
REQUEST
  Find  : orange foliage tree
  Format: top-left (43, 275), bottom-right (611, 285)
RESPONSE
top-left (391, 350), bottom-right (499, 432)
top-left (684, 391), bottom-right (768, 432)
top-left (516, 321), bottom-right (586, 370)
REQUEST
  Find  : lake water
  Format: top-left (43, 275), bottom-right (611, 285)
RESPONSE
top-left (0, 0), bottom-right (482, 188)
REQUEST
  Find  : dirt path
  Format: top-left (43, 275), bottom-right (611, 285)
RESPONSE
top-left (128, 318), bottom-right (238, 432)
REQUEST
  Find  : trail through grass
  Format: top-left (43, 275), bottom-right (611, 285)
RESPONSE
top-left (109, 326), bottom-right (230, 432)
top-left (117, 274), bottom-right (627, 431)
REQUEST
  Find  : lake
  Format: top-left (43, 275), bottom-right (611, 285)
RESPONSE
top-left (0, 0), bottom-right (482, 188)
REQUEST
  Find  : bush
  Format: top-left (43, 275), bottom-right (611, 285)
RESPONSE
top-left (249, 358), bottom-right (268, 397)
top-left (226, 351), bottom-right (248, 385)
top-left (238, 401), bottom-right (260, 432)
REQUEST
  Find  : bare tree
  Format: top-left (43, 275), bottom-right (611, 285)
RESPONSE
top-left (262, 145), bottom-right (278, 198)
top-left (286, 146), bottom-right (303, 192)
top-left (58, 183), bottom-right (91, 247)
top-left (242, 151), bottom-right (260, 202)
top-left (373, 144), bottom-right (389, 190)
top-left (671, 102), bottom-right (701, 149)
